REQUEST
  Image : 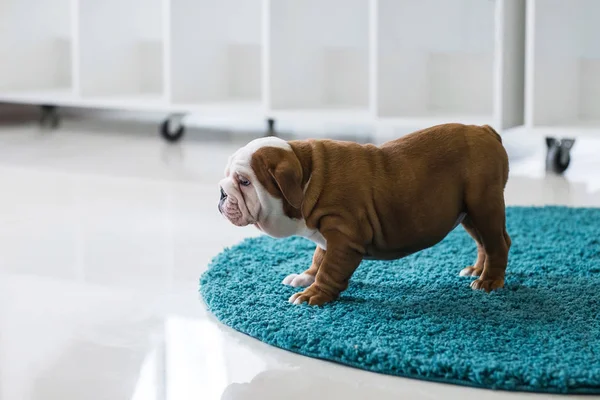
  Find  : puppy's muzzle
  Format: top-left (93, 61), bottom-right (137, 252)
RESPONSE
top-left (218, 187), bottom-right (227, 213)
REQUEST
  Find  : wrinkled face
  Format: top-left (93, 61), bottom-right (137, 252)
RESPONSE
top-left (217, 141), bottom-right (264, 227)
top-left (218, 137), bottom-right (305, 237)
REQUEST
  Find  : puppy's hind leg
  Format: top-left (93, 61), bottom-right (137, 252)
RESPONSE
top-left (459, 216), bottom-right (486, 277)
top-left (465, 189), bottom-right (511, 292)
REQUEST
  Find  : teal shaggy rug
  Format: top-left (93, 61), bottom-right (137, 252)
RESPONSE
top-left (200, 207), bottom-right (600, 393)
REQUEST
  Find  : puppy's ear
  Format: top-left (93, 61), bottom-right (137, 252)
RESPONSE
top-left (252, 147), bottom-right (304, 209)
top-left (269, 154), bottom-right (304, 209)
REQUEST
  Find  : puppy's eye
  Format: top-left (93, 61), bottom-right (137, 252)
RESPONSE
top-left (239, 178), bottom-right (250, 187)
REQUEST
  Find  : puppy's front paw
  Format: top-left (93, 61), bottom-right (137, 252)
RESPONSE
top-left (470, 278), bottom-right (504, 292)
top-left (459, 266), bottom-right (483, 277)
top-left (281, 273), bottom-right (315, 288)
top-left (289, 285), bottom-right (335, 306)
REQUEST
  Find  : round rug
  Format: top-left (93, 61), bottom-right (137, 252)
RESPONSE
top-left (200, 207), bottom-right (600, 393)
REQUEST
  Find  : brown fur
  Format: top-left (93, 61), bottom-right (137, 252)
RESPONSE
top-left (251, 123), bottom-right (511, 305)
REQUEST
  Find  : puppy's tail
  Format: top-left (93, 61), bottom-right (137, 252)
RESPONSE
top-left (482, 124), bottom-right (502, 143)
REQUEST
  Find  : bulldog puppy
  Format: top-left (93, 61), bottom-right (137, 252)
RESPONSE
top-left (218, 123), bottom-right (511, 306)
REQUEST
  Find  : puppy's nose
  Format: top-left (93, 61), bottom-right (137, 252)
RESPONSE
top-left (220, 187), bottom-right (227, 201)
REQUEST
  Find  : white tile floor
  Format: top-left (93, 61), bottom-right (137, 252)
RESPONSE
top-left (0, 121), bottom-right (599, 400)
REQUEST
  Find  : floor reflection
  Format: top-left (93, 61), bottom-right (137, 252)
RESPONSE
top-left (128, 316), bottom-right (269, 400)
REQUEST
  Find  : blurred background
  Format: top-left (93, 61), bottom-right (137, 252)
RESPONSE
top-left (1, 1), bottom-right (599, 399)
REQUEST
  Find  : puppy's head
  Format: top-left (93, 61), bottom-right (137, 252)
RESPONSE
top-left (218, 137), bottom-right (305, 237)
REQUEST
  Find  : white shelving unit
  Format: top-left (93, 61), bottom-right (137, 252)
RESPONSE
top-left (169, 0), bottom-right (263, 117)
top-left (78, 0), bottom-right (164, 101)
top-left (0, 0), bottom-right (526, 140)
top-left (0, 0), bottom-right (72, 94)
top-left (269, 0), bottom-right (370, 123)
top-left (380, 1), bottom-right (495, 126)
top-left (526, 0), bottom-right (600, 137)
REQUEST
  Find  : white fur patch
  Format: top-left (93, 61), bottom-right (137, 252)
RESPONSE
top-left (282, 273), bottom-right (315, 287)
top-left (225, 136), bottom-right (290, 176)
top-left (299, 230), bottom-right (327, 250)
top-left (459, 266), bottom-right (482, 277)
top-left (289, 293), bottom-right (303, 304)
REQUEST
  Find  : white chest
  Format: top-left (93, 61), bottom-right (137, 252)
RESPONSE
top-left (298, 227), bottom-right (327, 250)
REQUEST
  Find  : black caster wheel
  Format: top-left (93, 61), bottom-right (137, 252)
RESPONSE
top-left (40, 105), bottom-right (60, 129)
top-left (546, 137), bottom-right (575, 174)
top-left (266, 118), bottom-right (276, 137)
top-left (160, 116), bottom-right (185, 143)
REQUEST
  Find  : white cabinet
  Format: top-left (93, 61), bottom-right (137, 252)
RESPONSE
top-left (378, 1), bottom-right (495, 120)
top-left (77, 0), bottom-right (164, 99)
top-left (526, 0), bottom-right (600, 135)
top-left (269, 0), bottom-right (370, 120)
top-left (169, 0), bottom-right (262, 113)
top-left (0, 0), bottom-right (527, 137)
top-left (0, 0), bottom-right (72, 93)
top-left (377, 0), bottom-right (525, 131)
